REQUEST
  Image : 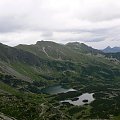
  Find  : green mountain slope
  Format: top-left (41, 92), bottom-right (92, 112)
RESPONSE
top-left (15, 41), bottom-right (120, 80)
top-left (0, 41), bottom-right (120, 83)
top-left (16, 41), bottom-right (103, 62)
top-left (16, 41), bottom-right (74, 60)
top-left (105, 52), bottom-right (120, 60)
top-left (66, 42), bottom-right (103, 55)
top-left (0, 41), bottom-right (120, 120)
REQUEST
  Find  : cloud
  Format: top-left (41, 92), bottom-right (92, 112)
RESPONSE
top-left (41, 31), bottom-right (53, 37)
top-left (0, 0), bottom-right (120, 48)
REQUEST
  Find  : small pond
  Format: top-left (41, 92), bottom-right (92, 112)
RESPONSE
top-left (41, 85), bottom-right (76, 95)
top-left (61, 93), bottom-right (95, 106)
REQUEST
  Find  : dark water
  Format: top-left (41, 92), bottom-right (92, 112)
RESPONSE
top-left (42, 85), bottom-right (76, 95)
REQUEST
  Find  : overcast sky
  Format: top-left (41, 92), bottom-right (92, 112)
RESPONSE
top-left (0, 0), bottom-right (120, 49)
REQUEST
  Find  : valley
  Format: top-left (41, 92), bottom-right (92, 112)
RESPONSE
top-left (0, 41), bottom-right (120, 120)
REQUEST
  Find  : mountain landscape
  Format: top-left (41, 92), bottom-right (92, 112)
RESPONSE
top-left (1, 0), bottom-right (120, 120)
top-left (103, 46), bottom-right (120, 53)
top-left (0, 41), bottom-right (120, 120)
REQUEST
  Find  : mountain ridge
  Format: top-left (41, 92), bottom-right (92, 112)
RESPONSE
top-left (66, 42), bottom-right (104, 55)
top-left (0, 41), bottom-right (119, 81)
top-left (103, 46), bottom-right (120, 53)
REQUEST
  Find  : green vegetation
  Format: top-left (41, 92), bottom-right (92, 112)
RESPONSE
top-left (0, 41), bottom-right (120, 119)
top-left (66, 42), bottom-right (103, 55)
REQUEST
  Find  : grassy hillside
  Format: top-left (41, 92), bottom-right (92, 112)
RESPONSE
top-left (66, 42), bottom-right (103, 55)
top-left (105, 52), bottom-right (120, 60)
top-left (1, 41), bottom-right (120, 87)
top-left (0, 41), bottom-right (120, 119)
top-left (16, 41), bottom-right (104, 63)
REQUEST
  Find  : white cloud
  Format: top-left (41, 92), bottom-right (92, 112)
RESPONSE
top-left (0, 0), bottom-right (120, 48)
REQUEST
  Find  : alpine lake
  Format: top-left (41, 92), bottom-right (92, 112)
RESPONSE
top-left (42, 85), bottom-right (95, 106)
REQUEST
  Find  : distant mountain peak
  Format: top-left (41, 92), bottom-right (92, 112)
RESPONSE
top-left (36, 40), bottom-right (56, 45)
top-left (103, 46), bottom-right (120, 53)
top-left (70, 42), bottom-right (80, 45)
top-left (106, 46), bottom-right (111, 49)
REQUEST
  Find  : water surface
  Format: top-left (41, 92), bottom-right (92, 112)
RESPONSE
top-left (42, 85), bottom-right (76, 95)
top-left (61, 93), bottom-right (94, 106)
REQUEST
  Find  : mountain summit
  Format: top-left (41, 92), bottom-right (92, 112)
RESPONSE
top-left (66, 42), bottom-right (103, 54)
top-left (103, 46), bottom-right (120, 53)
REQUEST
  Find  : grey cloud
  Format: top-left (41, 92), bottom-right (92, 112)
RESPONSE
top-left (60, 34), bottom-right (106, 43)
top-left (83, 37), bottom-right (106, 42)
top-left (0, 39), bottom-right (9, 43)
top-left (0, 16), bottom-right (27, 33)
top-left (0, 0), bottom-right (120, 48)
top-left (41, 31), bottom-right (53, 37)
